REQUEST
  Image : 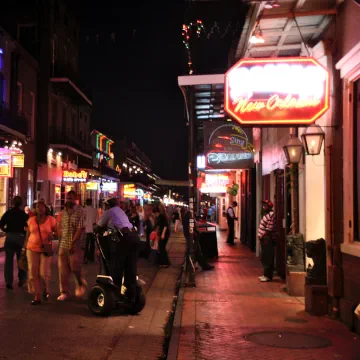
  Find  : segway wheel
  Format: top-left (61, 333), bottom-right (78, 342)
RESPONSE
top-left (88, 285), bottom-right (113, 316)
top-left (129, 287), bottom-right (146, 315)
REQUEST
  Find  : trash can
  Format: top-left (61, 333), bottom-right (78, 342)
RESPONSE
top-left (196, 223), bottom-right (218, 258)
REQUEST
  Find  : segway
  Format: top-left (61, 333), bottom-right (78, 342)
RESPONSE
top-left (88, 232), bottom-right (146, 316)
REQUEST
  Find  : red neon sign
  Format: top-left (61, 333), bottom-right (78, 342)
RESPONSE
top-left (224, 57), bottom-right (330, 126)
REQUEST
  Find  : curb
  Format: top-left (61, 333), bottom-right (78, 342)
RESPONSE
top-left (166, 274), bottom-right (186, 360)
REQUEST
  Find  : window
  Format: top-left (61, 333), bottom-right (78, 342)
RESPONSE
top-left (52, 98), bottom-right (57, 127)
top-left (13, 168), bottom-right (20, 196)
top-left (84, 114), bottom-right (87, 123)
top-left (30, 92), bottom-right (35, 139)
top-left (354, 78), bottom-right (360, 241)
top-left (16, 82), bottom-right (23, 112)
top-left (27, 170), bottom-right (34, 208)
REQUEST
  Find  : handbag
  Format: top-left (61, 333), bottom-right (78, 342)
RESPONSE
top-left (38, 218), bottom-right (53, 256)
top-left (149, 231), bottom-right (159, 251)
top-left (18, 250), bottom-right (28, 271)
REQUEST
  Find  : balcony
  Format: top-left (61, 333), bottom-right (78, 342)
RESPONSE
top-left (0, 101), bottom-right (29, 136)
top-left (49, 126), bottom-right (92, 156)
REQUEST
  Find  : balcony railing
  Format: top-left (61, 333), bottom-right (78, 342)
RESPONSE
top-left (49, 126), bottom-right (92, 155)
top-left (0, 101), bottom-right (29, 136)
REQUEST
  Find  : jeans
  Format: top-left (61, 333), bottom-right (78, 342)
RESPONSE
top-left (84, 233), bottom-right (95, 262)
top-left (227, 219), bottom-right (235, 243)
top-left (58, 247), bottom-right (85, 295)
top-left (260, 235), bottom-right (275, 280)
top-left (27, 250), bottom-right (52, 297)
top-left (4, 234), bottom-right (26, 286)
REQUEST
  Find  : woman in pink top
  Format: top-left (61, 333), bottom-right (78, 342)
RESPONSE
top-left (24, 199), bottom-right (57, 305)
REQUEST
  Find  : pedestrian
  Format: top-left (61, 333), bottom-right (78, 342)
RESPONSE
top-left (83, 198), bottom-right (99, 264)
top-left (172, 208), bottom-right (180, 233)
top-left (0, 196), bottom-right (28, 289)
top-left (129, 205), bottom-right (140, 232)
top-left (142, 205), bottom-right (155, 259)
top-left (258, 200), bottom-right (276, 282)
top-left (137, 205), bottom-right (145, 236)
top-left (24, 199), bottom-right (57, 305)
top-left (226, 201), bottom-right (238, 245)
top-left (153, 204), bottom-right (170, 268)
top-left (56, 190), bottom-right (87, 301)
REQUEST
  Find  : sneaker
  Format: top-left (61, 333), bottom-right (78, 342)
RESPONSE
top-left (57, 293), bottom-right (71, 301)
top-left (259, 276), bottom-right (271, 282)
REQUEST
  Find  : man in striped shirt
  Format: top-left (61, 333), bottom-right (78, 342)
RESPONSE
top-left (258, 200), bottom-right (276, 282)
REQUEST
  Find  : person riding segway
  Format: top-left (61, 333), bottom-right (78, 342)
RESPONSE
top-left (93, 197), bottom-right (140, 306)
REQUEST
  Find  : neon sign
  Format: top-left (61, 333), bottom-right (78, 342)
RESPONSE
top-left (124, 184), bottom-right (136, 198)
top-left (204, 123), bottom-right (254, 170)
top-left (224, 57), bottom-right (330, 125)
top-left (62, 170), bottom-right (88, 183)
top-left (200, 174), bottom-right (230, 194)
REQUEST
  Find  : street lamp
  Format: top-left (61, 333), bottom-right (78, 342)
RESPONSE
top-left (301, 124), bottom-right (325, 156)
top-left (283, 136), bottom-right (304, 164)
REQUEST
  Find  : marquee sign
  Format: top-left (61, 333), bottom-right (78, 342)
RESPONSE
top-left (224, 57), bottom-right (330, 126)
top-left (0, 155), bottom-right (12, 177)
top-left (199, 174), bottom-right (230, 194)
top-left (62, 170), bottom-right (88, 183)
top-left (203, 122), bottom-right (254, 170)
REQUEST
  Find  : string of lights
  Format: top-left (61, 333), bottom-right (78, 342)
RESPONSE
top-left (182, 20), bottom-right (205, 74)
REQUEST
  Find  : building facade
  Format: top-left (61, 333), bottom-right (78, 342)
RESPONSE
top-left (0, 27), bottom-right (37, 216)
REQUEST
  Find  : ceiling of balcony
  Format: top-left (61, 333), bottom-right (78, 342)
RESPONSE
top-left (235, 0), bottom-right (337, 60)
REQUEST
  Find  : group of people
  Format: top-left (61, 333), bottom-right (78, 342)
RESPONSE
top-left (0, 192), bottom-right (176, 306)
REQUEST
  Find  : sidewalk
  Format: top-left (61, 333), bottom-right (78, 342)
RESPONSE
top-left (172, 231), bottom-right (360, 360)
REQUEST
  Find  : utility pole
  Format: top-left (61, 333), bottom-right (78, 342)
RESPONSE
top-left (186, 87), bottom-right (196, 287)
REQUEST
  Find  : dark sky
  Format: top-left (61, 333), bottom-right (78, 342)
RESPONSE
top-left (79, 1), bottom-right (247, 181)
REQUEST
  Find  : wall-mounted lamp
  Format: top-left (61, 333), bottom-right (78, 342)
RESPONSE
top-left (301, 124), bottom-right (325, 156)
top-left (283, 135), bottom-right (304, 164)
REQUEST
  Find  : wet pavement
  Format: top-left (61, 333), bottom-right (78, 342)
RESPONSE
top-left (0, 234), bottom-right (186, 360)
top-left (174, 231), bottom-right (360, 360)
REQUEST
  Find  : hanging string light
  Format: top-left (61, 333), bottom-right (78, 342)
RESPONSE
top-left (181, 19), bottom-right (205, 75)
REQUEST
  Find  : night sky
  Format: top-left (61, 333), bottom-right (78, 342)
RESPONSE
top-left (79, 1), bottom-right (247, 181)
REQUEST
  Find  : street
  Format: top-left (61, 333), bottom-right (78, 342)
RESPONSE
top-left (0, 235), bottom-right (186, 360)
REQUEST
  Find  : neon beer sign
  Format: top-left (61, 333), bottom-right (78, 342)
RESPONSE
top-left (224, 57), bottom-right (330, 125)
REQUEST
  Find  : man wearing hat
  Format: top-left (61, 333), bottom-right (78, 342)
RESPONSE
top-left (258, 200), bottom-right (276, 282)
top-left (226, 201), bottom-right (238, 245)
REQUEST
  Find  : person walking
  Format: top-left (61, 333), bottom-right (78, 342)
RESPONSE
top-left (56, 190), bottom-right (87, 301)
top-left (129, 205), bottom-right (140, 233)
top-left (0, 196), bottom-right (28, 289)
top-left (137, 205), bottom-right (145, 236)
top-left (153, 204), bottom-right (170, 268)
top-left (226, 201), bottom-right (238, 245)
top-left (24, 199), bottom-right (57, 305)
top-left (173, 208), bottom-right (180, 233)
top-left (258, 200), bottom-right (276, 282)
top-left (83, 198), bottom-right (99, 264)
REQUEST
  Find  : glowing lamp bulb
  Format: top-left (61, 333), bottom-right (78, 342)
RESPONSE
top-left (291, 149), bottom-right (296, 157)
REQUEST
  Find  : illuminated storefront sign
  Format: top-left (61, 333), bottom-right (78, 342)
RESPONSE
top-left (102, 182), bottom-right (118, 192)
top-left (62, 170), bottom-right (88, 183)
top-left (124, 184), bottom-right (136, 198)
top-left (0, 155), bottom-right (12, 177)
top-left (225, 57), bottom-right (330, 126)
top-left (204, 122), bottom-right (254, 170)
top-left (200, 174), bottom-right (230, 193)
top-left (12, 154), bottom-right (25, 168)
top-left (86, 182), bottom-right (98, 190)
